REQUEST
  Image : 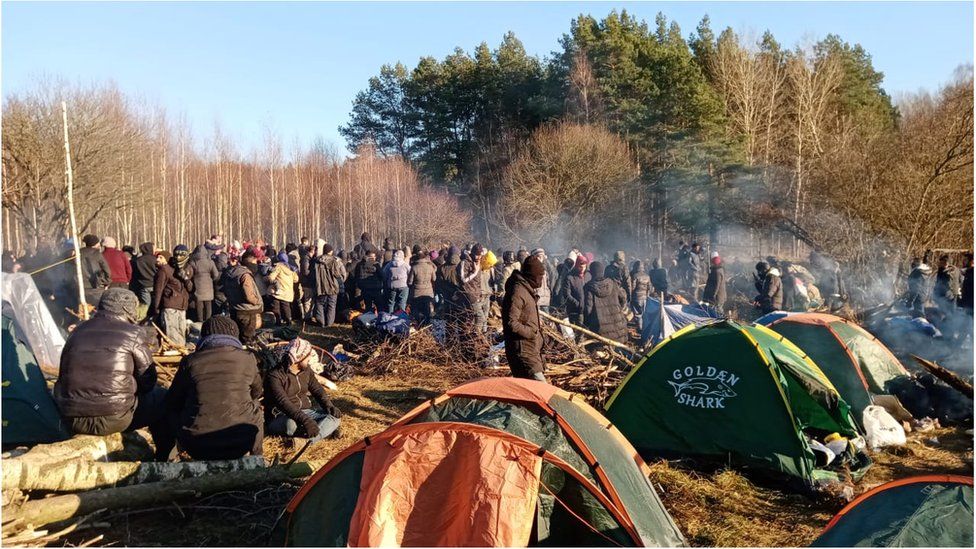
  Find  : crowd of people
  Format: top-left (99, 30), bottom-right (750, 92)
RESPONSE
top-left (2, 232), bottom-right (971, 462)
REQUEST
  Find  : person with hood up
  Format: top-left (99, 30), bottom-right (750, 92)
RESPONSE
top-left (265, 338), bottom-right (342, 442)
top-left (222, 249), bottom-right (263, 343)
top-left (906, 258), bottom-right (933, 317)
top-left (54, 288), bottom-right (174, 461)
top-left (702, 253), bottom-right (727, 312)
top-left (269, 251), bottom-right (300, 326)
top-left (188, 245), bottom-right (220, 323)
top-left (560, 255), bottom-right (590, 326)
top-left (130, 242), bottom-right (158, 314)
top-left (630, 260), bottom-right (651, 331)
top-left (353, 233), bottom-right (378, 258)
top-left (408, 248), bottom-right (437, 325)
top-left (150, 247), bottom-right (193, 346)
top-left (80, 234), bottom-right (112, 307)
top-left (435, 245), bottom-right (463, 310)
top-left (383, 249), bottom-right (410, 313)
top-left (605, 251), bottom-right (633, 303)
top-left (551, 255), bottom-right (576, 310)
top-left (582, 261), bottom-right (629, 344)
top-left (502, 255), bottom-right (547, 382)
top-left (312, 241), bottom-right (346, 326)
top-left (101, 236), bottom-right (132, 288)
top-left (164, 316), bottom-right (263, 460)
top-left (499, 251), bottom-right (520, 295)
top-left (934, 255), bottom-right (961, 314)
top-left (354, 250), bottom-right (384, 313)
top-left (532, 248), bottom-right (553, 312)
top-left (755, 261), bottom-right (783, 314)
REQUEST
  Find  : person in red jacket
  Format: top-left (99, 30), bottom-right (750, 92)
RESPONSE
top-left (101, 236), bottom-right (133, 288)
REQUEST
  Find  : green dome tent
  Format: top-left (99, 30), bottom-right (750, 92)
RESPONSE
top-left (606, 320), bottom-right (869, 488)
top-left (2, 314), bottom-right (68, 446)
top-left (812, 475), bottom-right (973, 547)
top-left (757, 313), bottom-right (910, 426)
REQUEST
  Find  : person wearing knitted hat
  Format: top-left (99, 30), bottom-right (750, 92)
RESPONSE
top-left (582, 261), bottom-right (629, 345)
top-left (560, 254), bottom-right (590, 326)
top-left (265, 338), bottom-right (342, 442)
top-left (502, 255), bottom-right (547, 382)
top-left (54, 288), bottom-right (175, 461)
top-left (164, 316), bottom-right (263, 460)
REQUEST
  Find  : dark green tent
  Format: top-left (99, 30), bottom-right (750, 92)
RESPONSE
top-left (606, 320), bottom-right (869, 487)
top-left (2, 315), bottom-right (68, 445)
top-left (757, 312), bottom-right (909, 425)
top-left (812, 475), bottom-right (973, 547)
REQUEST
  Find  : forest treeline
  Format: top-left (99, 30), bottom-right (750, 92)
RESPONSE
top-left (3, 10), bottom-right (972, 268)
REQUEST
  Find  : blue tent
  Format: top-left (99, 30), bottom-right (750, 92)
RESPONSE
top-left (640, 299), bottom-right (721, 346)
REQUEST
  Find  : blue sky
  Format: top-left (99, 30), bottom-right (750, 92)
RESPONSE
top-left (3, 1), bottom-right (972, 154)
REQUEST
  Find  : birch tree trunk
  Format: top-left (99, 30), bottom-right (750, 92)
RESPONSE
top-left (62, 101), bottom-right (88, 319)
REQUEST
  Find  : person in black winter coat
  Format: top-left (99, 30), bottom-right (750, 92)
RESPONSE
top-left (165, 316), bottom-right (263, 460)
top-left (755, 263), bottom-right (783, 314)
top-left (583, 262), bottom-right (629, 344)
top-left (354, 251), bottom-right (384, 313)
top-left (502, 257), bottom-right (547, 381)
top-left (560, 256), bottom-right (590, 326)
top-left (265, 338), bottom-right (341, 441)
top-left (960, 253), bottom-right (974, 315)
top-left (129, 242), bottom-right (158, 307)
top-left (80, 234), bottom-right (112, 307)
top-left (605, 251), bottom-right (632, 303)
top-left (702, 255), bottom-right (727, 312)
top-left (905, 259), bottom-right (933, 318)
top-left (934, 255), bottom-right (962, 313)
top-left (649, 258), bottom-right (669, 297)
top-left (53, 288), bottom-right (174, 460)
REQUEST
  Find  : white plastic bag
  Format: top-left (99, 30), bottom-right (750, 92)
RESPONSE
top-left (862, 405), bottom-right (907, 450)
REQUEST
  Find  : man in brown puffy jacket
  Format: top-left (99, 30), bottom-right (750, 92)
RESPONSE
top-left (408, 248), bottom-right (438, 325)
top-left (54, 288), bottom-right (174, 460)
top-left (502, 256), bottom-right (547, 382)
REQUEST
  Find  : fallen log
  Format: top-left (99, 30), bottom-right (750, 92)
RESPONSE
top-left (4, 462), bottom-right (315, 529)
top-left (539, 311), bottom-right (637, 354)
top-left (3, 456), bottom-right (266, 493)
top-left (9, 432), bottom-right (153, 465)
top-left (911, 354), bottom-right (974, 399)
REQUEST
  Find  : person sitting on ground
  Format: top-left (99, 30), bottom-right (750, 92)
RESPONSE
top-left (265, 338), bottom-right (342, 442)
top-left (165, 316), bottom-right (263, 460)
top-left (583, 261), bottom-right (629, 345)
top-left (53, 288), bottom-right (174, 461)
top-left (502, 255), bottom-right (547, 382)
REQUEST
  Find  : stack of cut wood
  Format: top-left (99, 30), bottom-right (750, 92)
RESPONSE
top-left (1, 433), bottom-right (313, 546)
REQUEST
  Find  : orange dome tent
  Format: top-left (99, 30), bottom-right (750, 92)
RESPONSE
top-left (283, 378), bottom-right (685, 547)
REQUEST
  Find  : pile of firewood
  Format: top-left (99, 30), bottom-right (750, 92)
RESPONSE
top-left (1, 433), bottom-right (313, 546)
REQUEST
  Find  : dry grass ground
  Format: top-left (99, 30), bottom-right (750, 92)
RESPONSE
top-left (59, 323), bottom-right (972, 547)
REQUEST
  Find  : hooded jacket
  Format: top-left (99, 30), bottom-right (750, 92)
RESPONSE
top-left (560, 268), bottom-right (590, 317)
top-left (436, 252), bottom-right (463, 305)
top-left (649, 259), bottom-right (669, 295)
top-left (605, 258), bottom-right (632, 301)
top-left (130, 243), bottom-right (158, 293)
top-left (631, 262), bottom-right (652, 306)
top-left (189, 245), bottom-right (220, 302)
top-left (222, 264), bottom-right (263, 313)
top-left (583, 274), bottom-right (629, 343)
top-left (384, 250), bottom-right (410, 290)
top-left (502, 270), bottom-right (545, 376)
top-left (269, 260), bottom-right (300, 302)
top-left (313, 254), bottom-right (346, 296)
top-left (151, 262), bottom-right (190, 313)
top-left (80, 247), bottom-right (112, 290)
top-left (408, 257), bottom-right (437, 298)
top-left (54, 312), bottom-right (156, 418)
top-left (354, 258), bottom-right (384, 292)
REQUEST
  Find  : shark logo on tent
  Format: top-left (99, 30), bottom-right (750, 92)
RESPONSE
top-left (667, 366), bottom-right (739, 409)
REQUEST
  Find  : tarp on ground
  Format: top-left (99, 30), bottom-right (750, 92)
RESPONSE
top-left (640, 299), bottom-right (720, 346)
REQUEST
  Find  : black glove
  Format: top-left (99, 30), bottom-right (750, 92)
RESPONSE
top-left (301, 417), bottom-right (320, 438)
top-left (323, 402), bottom-right (342, 418)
